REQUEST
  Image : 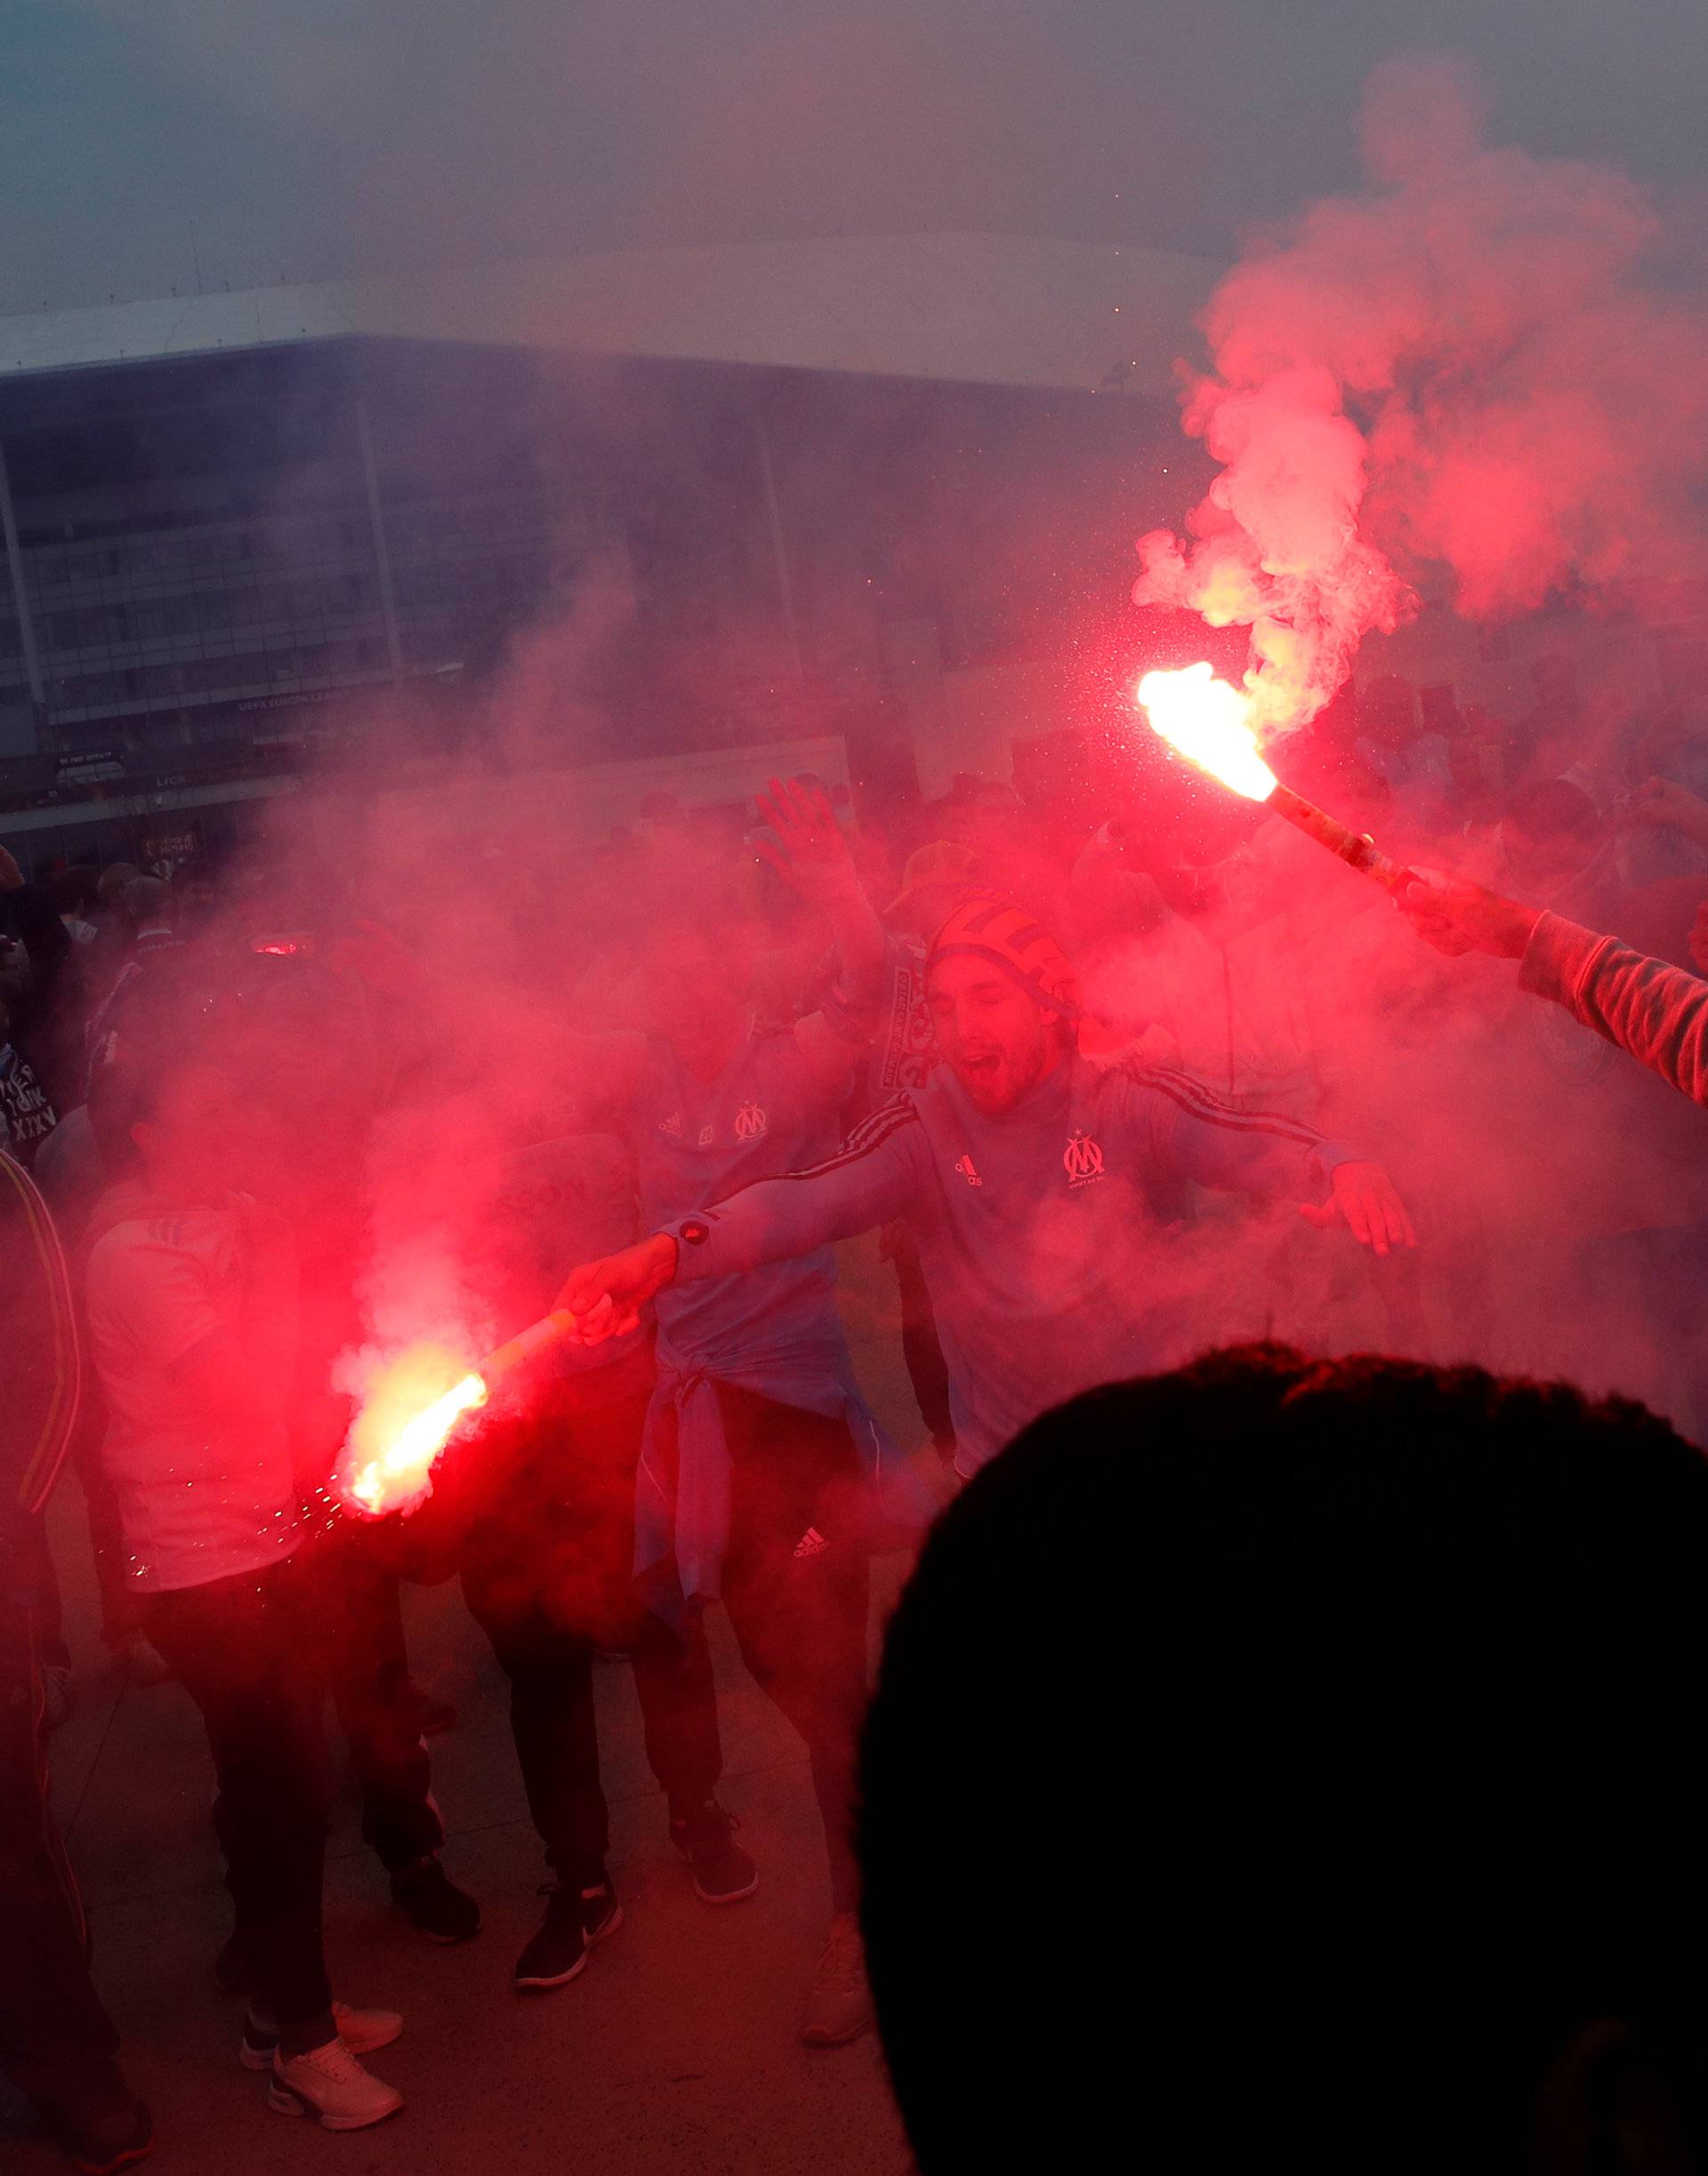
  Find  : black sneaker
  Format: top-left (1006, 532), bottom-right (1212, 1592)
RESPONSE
top-left (580, 1879), bottom-right (624, 1948)
top-left (670, 1801), bottom-right (760, 1904)
top-left (514, 1886), bottom-right (588, 1991)
top-left (59, 2096), bottom-right (154, 2174)
top-left (390, 1857), bottom-right (482, 1943)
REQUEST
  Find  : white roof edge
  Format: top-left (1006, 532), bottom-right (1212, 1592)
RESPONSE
top-left (0, 232), bottom-right (1223, 397)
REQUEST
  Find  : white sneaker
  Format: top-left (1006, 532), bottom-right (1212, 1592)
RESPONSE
top-left (240, 1999), bottom-right (403, 2069)
top-left (266, 2037), bottom-right (403, 2130)
top-left (801, 1911), bottom-right (875, 2048)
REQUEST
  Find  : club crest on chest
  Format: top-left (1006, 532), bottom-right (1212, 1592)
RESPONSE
top-left (1064, 1131), bottom-right (1105, 1187)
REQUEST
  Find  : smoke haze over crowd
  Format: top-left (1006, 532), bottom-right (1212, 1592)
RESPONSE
top-left (12, 13), bottom-right (1708, 2169)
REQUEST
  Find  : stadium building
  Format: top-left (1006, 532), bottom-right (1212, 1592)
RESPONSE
top-left (0, 233), bottom-right (1222, 866)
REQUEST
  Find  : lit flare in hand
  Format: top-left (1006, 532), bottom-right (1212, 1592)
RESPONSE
top-left (337, 1310), bottom-right (581, 1518)
top-left (341, 1346), bottom-right (488, 1517)
top-left (1135, 660), bottom-right (1417, 896)
top-left (1135, 663), bottom-right (1277, 802)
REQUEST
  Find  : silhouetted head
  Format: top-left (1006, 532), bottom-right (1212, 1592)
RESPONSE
top-left (860, 1346), bottom-right (1708, 2175)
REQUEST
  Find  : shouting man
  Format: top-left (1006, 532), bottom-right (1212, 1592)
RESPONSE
top-left (557, 894), bottom-right (1417, 1484)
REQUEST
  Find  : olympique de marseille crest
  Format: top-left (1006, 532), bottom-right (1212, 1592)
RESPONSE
top-left (1063, 1130), bottom-right (1105, 1187)
top-left (735, 1101), bottom-right (769, 1141)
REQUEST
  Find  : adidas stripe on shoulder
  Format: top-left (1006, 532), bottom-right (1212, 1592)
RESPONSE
top-left (1116, 1060), bottom-right (1325, 1149)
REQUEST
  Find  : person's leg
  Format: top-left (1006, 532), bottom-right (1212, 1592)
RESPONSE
top-left (461, 1548), bottom-right (608, 1890)
top-left (568, 1391), bottom-right (725, 1818)
top-left (0, 1594), bottom-right (140, 2136)
top-left (462, 1531), bottom-right (619, 1991)
top-left (626, 1605), bottom-right (722, 1815)
top-left (314, 1531), bottom-right (444, 1875)
top-left (144, 1563), bottom-right (336, 2053)
top-left (713, 1385), bottom-right (873, 1917)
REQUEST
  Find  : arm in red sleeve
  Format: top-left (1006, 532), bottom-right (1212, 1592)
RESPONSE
top-left (1520, 911), bottom-right (1708, 1109)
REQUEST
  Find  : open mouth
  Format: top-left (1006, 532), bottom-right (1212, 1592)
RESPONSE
top-left (963, 1054), bottom-right (1002, 1081)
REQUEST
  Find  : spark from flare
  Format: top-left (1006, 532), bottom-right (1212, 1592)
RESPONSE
top-left (1135, 663), bottom-right (1278, 803)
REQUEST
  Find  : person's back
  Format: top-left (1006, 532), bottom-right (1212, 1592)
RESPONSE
top-left (84, 1176), bottom-right (299, 1594)
top-left (860, 1346), bottom-right (1708, 2175)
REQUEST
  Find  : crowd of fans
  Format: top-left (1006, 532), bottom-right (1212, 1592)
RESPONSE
top-left (8, 649), bottom-right (1708, 2171)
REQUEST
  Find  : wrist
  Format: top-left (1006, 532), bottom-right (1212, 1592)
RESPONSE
top-left (648, 1231), bottom-right (680, 1285)
top-left (1495, 896), bottom-right (1543, 959)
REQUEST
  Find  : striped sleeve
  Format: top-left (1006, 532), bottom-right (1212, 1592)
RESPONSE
top-left (665, 1096), bottom-right (923, 1281)
top-left (1119, 1062), bottom-right (1356, 1197)
top-left (1, 1147), bottom-right (82, 1517)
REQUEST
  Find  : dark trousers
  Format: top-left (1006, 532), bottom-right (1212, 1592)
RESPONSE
top-left (683, 1382), bottom-right (872, 1914)
top-left (310, 1526), bottom-right (443, 1874)
top-left (143, 1557), bottom-right (335, 2048)
top-left (890, 1226), bottom-right (955, 1455)
top-left (0, 1592), bottom-right (128, 2124)
top-left (74, 1378), bottom-right (147, 1651)
top-left (461, 1390), bottom-right (721, 1891)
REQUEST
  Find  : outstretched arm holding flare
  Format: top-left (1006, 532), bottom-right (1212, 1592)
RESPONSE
top-left (1401, 870), bottom-right (1708, 1110)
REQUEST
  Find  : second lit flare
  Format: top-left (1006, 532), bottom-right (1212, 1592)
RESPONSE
top-left (1135, 663), bottom-right (1277, 803)
top-left (1134, 664), bottom-right (1416, 897)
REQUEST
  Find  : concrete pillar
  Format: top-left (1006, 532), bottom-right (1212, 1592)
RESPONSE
top-left (0, 434), bottom-right (47, 732)
top-left (355, 399), bottom-right (405, 682)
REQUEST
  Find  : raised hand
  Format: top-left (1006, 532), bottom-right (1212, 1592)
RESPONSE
top-left (753, 776), bottom-right (858, 903)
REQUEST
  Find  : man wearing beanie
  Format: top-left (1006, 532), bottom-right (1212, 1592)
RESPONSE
top-left (556, 892), bottom-right (1416, 1484)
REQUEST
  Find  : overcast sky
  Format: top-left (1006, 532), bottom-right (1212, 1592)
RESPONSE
top-left (2, 0), bottom-right (1704, 313)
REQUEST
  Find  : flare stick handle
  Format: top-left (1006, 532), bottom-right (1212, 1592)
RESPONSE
top-left (478, 1308), bottom-right (580, 1382)
top-left (1268, 783), bottom-right (1417, 895)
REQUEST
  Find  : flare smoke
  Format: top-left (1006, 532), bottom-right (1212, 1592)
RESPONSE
top-left (1134, 53), bottom-right (1708, 736)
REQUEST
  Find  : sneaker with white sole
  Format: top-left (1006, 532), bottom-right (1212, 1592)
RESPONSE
top-left (580, 1880), bottom-right (624, 1948)
top-left (513, 1878), bottom-right (622, 1991)
top-left (669, 1801), bottom-right (760, 1905)
top-left (266, 2037), bottom-right (402, 2130)
top-left (802, 1911), bottom-right (875, 2048)
top-left (241, 2001), bottom-right (402, 2071)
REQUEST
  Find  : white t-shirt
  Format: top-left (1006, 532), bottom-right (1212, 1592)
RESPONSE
top-left (85, 1194), bottom-right (302, 1592)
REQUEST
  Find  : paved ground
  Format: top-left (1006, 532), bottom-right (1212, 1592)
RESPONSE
top-left (5, 1241), bottom-right (936, 2176)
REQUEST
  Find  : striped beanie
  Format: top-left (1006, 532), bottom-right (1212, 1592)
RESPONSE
top-left (926, 895), bottom-right (1080, 1019)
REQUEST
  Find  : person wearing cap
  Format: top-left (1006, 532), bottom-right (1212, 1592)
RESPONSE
top-left (554, 891), bottom-right (1416, 1487)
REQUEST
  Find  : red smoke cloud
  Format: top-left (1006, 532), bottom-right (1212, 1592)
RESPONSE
top-left (1135, 53), bottom-right (1708, 736)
